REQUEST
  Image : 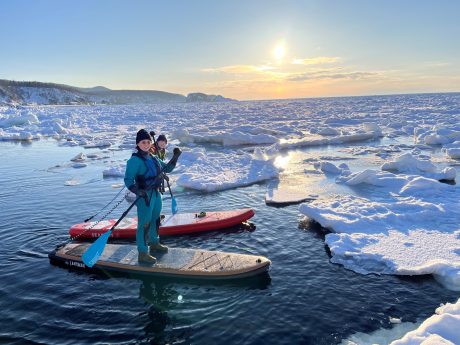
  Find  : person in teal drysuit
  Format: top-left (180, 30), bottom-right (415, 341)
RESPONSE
top-left (124, 129), bottom-right (176, 264)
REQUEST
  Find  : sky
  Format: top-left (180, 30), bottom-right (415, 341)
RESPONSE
top-left (1, 0), bottom-right (459, 100)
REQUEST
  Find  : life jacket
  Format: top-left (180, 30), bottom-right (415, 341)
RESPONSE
top-left (132, 152), bottom-right (162, 190)
top-left (151, 145), bottom-right (166, 161)
top-left (149, 146), bottom-right (167, 193)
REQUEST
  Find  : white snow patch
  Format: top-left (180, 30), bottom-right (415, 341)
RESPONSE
top-left (176, 151), bottom-right (278, 192)
top-left (173, 128), bottom-right (278, 146)
top-left (390, 299), bottom-right (460, 345)
top-left (382, 153), bottom-right (456, 180)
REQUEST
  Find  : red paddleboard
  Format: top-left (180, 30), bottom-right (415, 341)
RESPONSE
top-left (69, 208), bottom-right (255, 239)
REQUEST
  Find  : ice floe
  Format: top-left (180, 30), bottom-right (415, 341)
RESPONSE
top-left (173, 128), bottom-right (278, 146)
top-left (390, 298), bottom-right (460, 345)
top-left (176, 150), bottom-right (278, 192)
top-left (345, 298), bottom-right (460, 345)
top-left (300, 184), bottom-right (460, 291)
top-left (315, 153), bottom-right (456, 188)
top-left (382, 153), bottom-right (456, 180)
top-left (302, 148), bottom-right (460, 291)
top-left (443, 141), bottom-right (460, 160)
top-left (102, 165), bottom-right (126, 178)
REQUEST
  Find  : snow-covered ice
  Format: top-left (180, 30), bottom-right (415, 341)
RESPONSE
top-left (390, 298), bottom-right (460, 345)
top-left (382, 152), bottom-right (456, 181)
top-left (102, 165), bottom-right (126, 178)
top-left (343, 298), bottom-right (460, 345)
top-left (176, 150), bottom-right (278, 192)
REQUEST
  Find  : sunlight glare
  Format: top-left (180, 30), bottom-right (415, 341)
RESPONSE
top-left (274, 154), bottom-right (291, 169)
top-left (273, 42), bottom-right (286, 61)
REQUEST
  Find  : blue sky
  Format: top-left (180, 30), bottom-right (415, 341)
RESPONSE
top-left (1, 0), bottom-right (459, 100)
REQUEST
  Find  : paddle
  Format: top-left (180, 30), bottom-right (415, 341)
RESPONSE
top-left (82, 196), bottom-right (140, 267)
top-left (82, 147), bottom-right (182, 267)
top-left (166, 178), bottom-right (178, 214)
top-left (150, 131), bottom-right (178, 214)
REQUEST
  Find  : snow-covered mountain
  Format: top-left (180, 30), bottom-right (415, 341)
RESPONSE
top-left (0, 79), bottom-right (235, 105)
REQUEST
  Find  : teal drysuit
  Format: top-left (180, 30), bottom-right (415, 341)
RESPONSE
top-left (124, 152), bottom-right (175, 253)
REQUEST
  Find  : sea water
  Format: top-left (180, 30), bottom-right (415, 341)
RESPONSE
top-left (1, 136), bottom-right (458, 345)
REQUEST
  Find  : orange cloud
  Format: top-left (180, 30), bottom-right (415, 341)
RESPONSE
top-left (291, 57), bottom-right (341, 65)
top-left (286, 70), bottom-right (379, 82)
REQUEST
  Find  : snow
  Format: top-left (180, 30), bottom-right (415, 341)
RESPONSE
top-left (317, 153), bottom-right (456, 184)
top-left (300, 194), bottom-right (448, 235)
top-left (176, 150), bottom-right (278, 192)
top-left (342, 299), bottom-right (460, 345)
top-left (173, 128), bottom-right (278, 146)
top-left (300, 179), bottom-right (460, 290)
top-left (341, 320), bottom-right (421, 345)
top-left (84, 141), bottom-right (112, 148)
top-left (443, 141), bottom-right (460, 159)
top-left (390, 299), bottom-right (460, 345)
top-left (382, 153), bottom-right (456, 180)
top-left (415, 126), bottom-right (460, 146)
top-left (278, 130), bottom-right (380, 150)
top-left (71, 152), bottom-right (86, 162)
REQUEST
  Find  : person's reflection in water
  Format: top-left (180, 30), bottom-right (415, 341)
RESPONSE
top-left (139, 279), bottom-right (191, 344)
top-left (137, 272), bottom-right (271, 343)
top-left (140, 279), bottom-right (173, 331)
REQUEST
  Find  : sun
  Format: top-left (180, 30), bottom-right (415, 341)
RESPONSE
top-left (273, 42), bottom-right (286, 61)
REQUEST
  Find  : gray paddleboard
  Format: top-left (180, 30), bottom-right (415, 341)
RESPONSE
top-left (50, 243), bottom-right (270, 280)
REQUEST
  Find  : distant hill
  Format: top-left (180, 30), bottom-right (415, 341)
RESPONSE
top-left (186, 92), bottom-right (234, 103)
top-left (0, 79), bottom-right (236, 105)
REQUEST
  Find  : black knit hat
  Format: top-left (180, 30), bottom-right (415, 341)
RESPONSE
top-left (136, 129), bottom-right (152, 144)
top-left (157, 134), bottom-right (167, 143)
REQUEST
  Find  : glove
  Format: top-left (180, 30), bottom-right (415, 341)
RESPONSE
top-left (168, 147), bottom-right (182, 167)
top-left (163, 174), bottom-right (170, 182)
top-left (128, 185), bottom-right (147, 197)
top-left (173, 147), bottom-right (182, 156)
top-left (129, 185), bottom-right (150, 206)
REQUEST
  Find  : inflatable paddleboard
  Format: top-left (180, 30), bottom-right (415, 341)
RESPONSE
top-left (49, 243), bottom-right (270, 280)
top-left (69, 208), bottom-right (255, 239)
top-left (265, 189), bottom-right (317, 206)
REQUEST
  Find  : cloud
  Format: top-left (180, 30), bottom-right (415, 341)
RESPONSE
top-left (291, 57), bottom-right (340, 65)
top-left (203, 64), bottom-right (275, 74)
top-left (287, 71), bottom-right (379, 82)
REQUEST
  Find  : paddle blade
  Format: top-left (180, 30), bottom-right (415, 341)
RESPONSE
top-left (82, 230), bottom-right (112, 267)
top-left (171, 197), bottom-right (178, 215)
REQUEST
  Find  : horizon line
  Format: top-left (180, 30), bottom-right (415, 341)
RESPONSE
top-left (2, 77), bottom-right (459, 103)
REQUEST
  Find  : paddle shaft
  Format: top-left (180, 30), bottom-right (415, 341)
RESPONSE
top-left (109, 195), bottom-right (140, 232)
top-left (166, 178), bottom-right (174, 198)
